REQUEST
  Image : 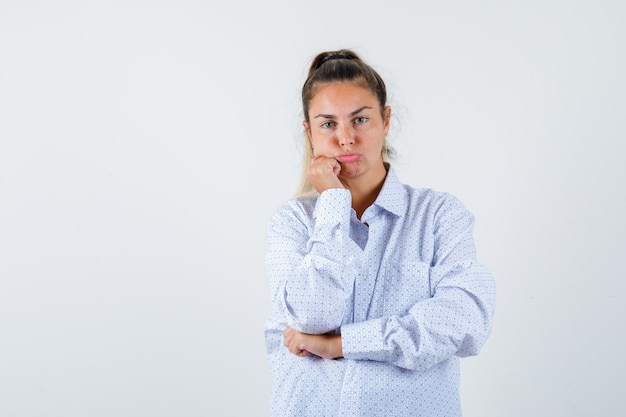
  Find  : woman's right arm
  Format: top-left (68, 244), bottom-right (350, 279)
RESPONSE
top-left (265, 189), bottom-right (361, 335)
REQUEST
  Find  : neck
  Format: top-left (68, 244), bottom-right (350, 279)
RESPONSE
top-left (342, 162), bottom-right (388, 219)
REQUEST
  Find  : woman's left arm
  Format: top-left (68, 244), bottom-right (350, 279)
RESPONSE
top-left (340, 195), bottom-right (496, 371)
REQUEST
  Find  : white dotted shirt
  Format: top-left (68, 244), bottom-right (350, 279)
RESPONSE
top-left (264, 166), bottom-right (496, 417)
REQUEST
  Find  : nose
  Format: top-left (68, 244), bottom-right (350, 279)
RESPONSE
top-left (338, 124), bottom-right (355, 146)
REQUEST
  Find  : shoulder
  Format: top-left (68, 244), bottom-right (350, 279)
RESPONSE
top-left (402, 184), bottom-right (468, 216)
top-left (381, 167), bottom-right (472, 222)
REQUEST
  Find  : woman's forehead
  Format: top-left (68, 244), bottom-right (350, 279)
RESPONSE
top-left (310, 81), bottom-right (378, 109)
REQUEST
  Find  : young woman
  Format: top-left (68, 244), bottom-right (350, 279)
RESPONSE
top-left (264, 49), bottom-right (496, 417)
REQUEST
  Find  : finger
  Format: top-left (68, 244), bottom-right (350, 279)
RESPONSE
top-left (311, 156), bottom-right (338, 167)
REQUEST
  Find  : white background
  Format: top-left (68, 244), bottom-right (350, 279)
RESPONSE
top-left (1, 1), bottom-right (625, 416)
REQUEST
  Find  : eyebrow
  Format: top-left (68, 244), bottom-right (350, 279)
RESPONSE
top-left (314, 106), bottom-right (373, 119)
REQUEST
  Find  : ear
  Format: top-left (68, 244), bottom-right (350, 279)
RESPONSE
top-left (383, 106), bottom-right (391, 135)
top-left (303, 120), bottom-right (312, 143)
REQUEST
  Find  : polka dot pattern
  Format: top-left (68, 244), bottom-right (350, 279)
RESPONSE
top-left (264, 166), bottom-right (496, 416)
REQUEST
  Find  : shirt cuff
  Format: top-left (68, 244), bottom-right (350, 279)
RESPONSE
top-left (341, 317), bottom-right (389, 362)
top-left (312, 188), bottom-right (352, 226)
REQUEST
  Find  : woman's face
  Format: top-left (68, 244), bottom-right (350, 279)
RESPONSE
top-left (304, 81), bottom-right (390, 181)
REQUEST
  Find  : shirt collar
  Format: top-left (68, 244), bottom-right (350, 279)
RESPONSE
top-left (372, 163), bottom-right (407, 217)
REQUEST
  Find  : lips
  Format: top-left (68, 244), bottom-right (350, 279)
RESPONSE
top-left (336, 153), bottom-right (360, 163)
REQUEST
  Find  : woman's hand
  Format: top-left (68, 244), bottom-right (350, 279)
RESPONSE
top-left (283, 327), bottom-right (343, 359)
top-left (308, 156), bottom-right (344, 194)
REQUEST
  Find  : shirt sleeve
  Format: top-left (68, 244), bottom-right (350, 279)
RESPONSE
top-left (265, 189), bottom-right (363, 334)
top-left (341, 194), bottom-right (496, 371)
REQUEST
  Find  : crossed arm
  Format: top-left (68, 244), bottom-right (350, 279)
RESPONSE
top-left (268, 187), bottom-right (495, 369)
top-left (283, 326), bottom-right (343, 359)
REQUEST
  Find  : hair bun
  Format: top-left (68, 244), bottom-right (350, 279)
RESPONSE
top-left (314, 53), bottom-right (354, 69)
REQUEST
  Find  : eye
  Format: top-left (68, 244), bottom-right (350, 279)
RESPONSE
top-left (353, 116), bottom-right (368, 124)
top-left (320, 121), bottom-right (336, 129)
